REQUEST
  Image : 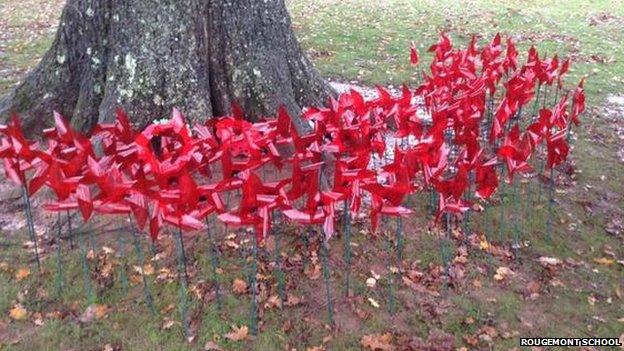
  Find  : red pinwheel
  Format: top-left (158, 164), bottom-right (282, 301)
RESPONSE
top-left (0, 33), bottom-right (583, 269)
top-left (475, 157), bottom-right (499, 199)
top-left (283, 190), bottom-right (344, 239)
top-left (432, 164), bottom-right (469, 200)
top-left (218, 171), bottom-right (288, 241)
top-left (546, 130), bottom-right (569, 169)
top-left (570, 79), bottom-right (585, 127)
top-left (410, 42), bottom-right (419, 65)
top-left (497, 124), bottom-right (533, 182)
top-left (0, 115), bottom-right (46, 187)
top-left (436, 195), bottom-right (471, 222)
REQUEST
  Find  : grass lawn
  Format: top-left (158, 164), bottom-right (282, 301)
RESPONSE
top-left (1, 0), bottom-right (623, 350)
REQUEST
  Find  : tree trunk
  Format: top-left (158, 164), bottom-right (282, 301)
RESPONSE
top-left (0, 0), bottom-right (333, 134)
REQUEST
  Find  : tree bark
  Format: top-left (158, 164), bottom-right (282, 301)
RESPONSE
top-left (0, 0), bottom-right (333, 135)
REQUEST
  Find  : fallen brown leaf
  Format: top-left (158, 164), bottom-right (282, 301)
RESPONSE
top-left (361, 333), bottom-right (394, 351)
top-left (0, 261), bottom-right (9, 272)
top-left (538, 256), bottom-right (562, 267)
top-left (594, 257), bottom-right (614, 266)
top-left (162, 317), bottom-right (179, 330)
top-left (232, 278), bottom-right (248, 294)
top-left (494, 266), bottom-right (513, 281)
top-left (9, 305), bottom-right (28, 321)
top-left (368, 297), bottom-right (380, 308)
top-left (15, 267), bottom-right (31, 281)
top-left (284, 294), bottom-right (301, 307)
top-left (305, 264), bottom-right (321, 280)
top-left (79, 304), bottom-right (109, 323)
top-left (224, 325), bottom-right (248, 341)
top-left (264, 295), bottom-right (282, 309)
top-left (204, 341), bottom-right (222, 350)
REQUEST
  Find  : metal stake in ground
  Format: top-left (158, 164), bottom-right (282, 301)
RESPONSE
top-left (384, 220), bottom-right (396, 316)
top-left (129, 217), bottom-right (156, 314)
top-left (439, 213), bottom-right (454, 292)
top-left (174, 227), bottom-right (191, 338)
top-left (66, 210), bottom-right (75, 249)
top-left (22, 185), bottom-right (41, 272)
top-left (512, 180), bottom-right (522, 262)
top-left (248, 229), bottom-right (260, 336)
top-left (54, 212), bottom-right (64, 297)
top-left (272, 212), bottom-right (286, 304)
top-left (206, 217), bottom-right (222, 310)
top-left (320, 230), bottom-right (335, 326)
top-left (546, 168), bottom-right (556, 242)
top-left (79, 223), bottom-right (96, 304)
top-left (115, 230), bottom-right (129, 295)
top-left (342, 199), bottom-right (352, 297)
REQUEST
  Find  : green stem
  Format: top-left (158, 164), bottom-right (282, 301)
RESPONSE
top-left (150, 238), bottom-right (158, 260)
top-left (302, 232), bottom-right (310, 269)
top-left (546, 168), bottom-right (555, 242)
top-left (384, 226), bottom-right (396, 315)
top-left (22, 186), bottom-right (41, 272)
top-left (206, 218), bottom-right (221, 310)
top-left (130, 220), bottom-right (156, 314)
top-left (66, 210), bottom-right (75, 250)
top-left (525, 177), bottom-right (534, 235)
top-left (175, 228), bottom-right (191, 338)
top-left (483, 202), bottom-right (493, 276)
top-left (54, 212), bottom-right (64, 297)
top-left (462, 171), bottom-right (474, 243)
top-left (249, 230), bottom-right (259, 336)
top-left (88, 227), bottom-right (97, 254)
top-left (395, 217), bottom-right (404, 269)
top-left (532, 83), bottom-right (542, 117)
top-left (273, 216), bottom-right (286, 303)
top-left (342, 200), bottom-right (352, 297)
top-left (512, 181), bottom-right (521, 262)
top-left (498, 173), bottom-right (506, 243)
top-left (116, 230), bottom-right (129, 295)
top-left (79, 224), bottom-right (96, 305)
top-left (320, 236), bottom-right (335, 326)
top-left (428, 188), bottom-right (437, 216)
top-left (440, 214), bottom-right (453, 291)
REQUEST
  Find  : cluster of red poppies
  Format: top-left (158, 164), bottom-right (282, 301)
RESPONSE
top-left (0, 34), bottom-right (585, 243)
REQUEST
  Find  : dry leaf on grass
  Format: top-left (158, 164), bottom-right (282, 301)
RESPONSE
top-left (15, 267), bottom-right (30, 281)
top-left (32, 312), bottom-right (44, 326)
top-left (594, 257), bottom-right (614, 266)
top-left (538, 257), bottom-right (561, 267)
top-left (304, 264), bottom-right (321, 280)
top-left (0, 262), bottom-right (9, 272)
top-left (133, 264), bottom-right (155, 276)
top-left (479, 237), bottom-right (490, 251)
top-left (9, 305), bottom-right (28, 320)
top-left (79, 304), bottom-right (109, 323)
top-left (264, 295), bottom-right (282, 309)
top-left (360, 333), bottom-right (394, 350)
top-left (204, 341), bottom-right (222, 350)
top-left (368, 297), bottom-right (380, 308)
top-left (224, 325), bottom-right (248, 341)
top-left (232, 278), bottom-right (248, 294)
top-left (494, 266), bottom-right (513, 281)
top-left (162, 317), bottom-right (179, 330)
top-left (284, 294), bottom-right (301, 307)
